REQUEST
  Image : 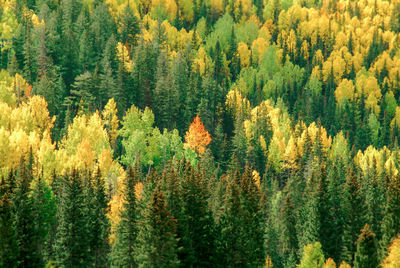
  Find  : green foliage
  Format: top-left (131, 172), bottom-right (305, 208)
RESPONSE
top-left (135, 185), bottom-right (179, 267)
top-left (298, 242), bottom-right (325, 268)
top-left (354, 224), bottom-right (379, 268)
top-left (110, 166), bottom-right (139, 268)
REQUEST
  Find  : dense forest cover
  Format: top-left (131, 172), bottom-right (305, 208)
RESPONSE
top-left (1, 0), bottom-right (400, 267)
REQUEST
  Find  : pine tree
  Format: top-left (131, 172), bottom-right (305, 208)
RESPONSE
top-left (54, 171), bottom-right (90, 267)
top-left (153, 52), bottom-right (179, 130)
top-left (110, 166), bottom-right (140, 268)
top-left (13, 162), bottom-right (42, 267)
top-left (281, 194), bottom-right (298, 266)
top-left (30, 177), bottom-right (57, 264)
top-left (239, 166), bottom-right (265, 265)
top-left (135, 185), bottom-right (179, 267)
top-left (84, 169), bottom-right (110, 267)
top-left (380, 174), bottom-right (400, 259)
top-left (297, 168), bottom-right (324, 251)
top-left (0, 173), bottom-right (18, 267)
top-left (354, 224), bottom-right (379, 268)
top-left (341, 166), bottom-right (365, 265)
top-left (173, 163), bottom-right (217, 267)
top-left (216, 170), bottom-right (243, 267)
top-left (119, 5), bottom-right (140, 49)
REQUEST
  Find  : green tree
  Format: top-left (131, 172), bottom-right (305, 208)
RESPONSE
top-left (13, 163), bottom-right (43, 267)
top-left (354, 224), bottom-right (379, 268)
top-left (135, 185), bottom-right (179, 267)
top-left (153, 52), bottom-right (179, 130)
top-left (380, 174), bottom-right (400, 259)
top-left (30, 177), bottom-right (57, 264)
top-left (54, 172), bottom-right (90, 267)
top-left (341, 166), bottom-right (366, 265)
top-left (0, 173), bottom-right (18, 267)
top-left (110, 166), bottom-right (140, 268)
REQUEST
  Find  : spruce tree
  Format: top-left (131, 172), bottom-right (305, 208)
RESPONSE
top-left (0, 173), bottom-right (18, 267)
top-left (84, 170), bottom-right (110, 267)
top-left (135, 185), bottom-right (179, 267)
top-left (354, 224), bottom-right (379, 268)
top-left (54, 171), bottom-right (90, 267)
top-left (30, 177), bottom-right (57, 264)
top-left (281, 194), bottom-right (298, 266)
top-left (13, 162), bottom-right (42, 267)
top-left (178, 164), bottom-right (216, 267)
top-left (380, 174), bottom-right (400, 259)
top-left (341, 166), bottom-right (365, 265)
top-left (110, 166), bottom-right (140, 268)
top-left (153, 52), bottom-right (179, 130)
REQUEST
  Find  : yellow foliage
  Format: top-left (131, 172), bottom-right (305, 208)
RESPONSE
top-left (225, 89), bottom-right (251, 118)
top-left (135, 181), bottom-right (144, 200)
top-left (237, 42), bottom-right (250, 68)
top-left (338, 262), bottom-right (351, 268)
top-left (323, 258), bottom-right (336, 268)
top-left (31, 13), bottom-right (45, 28)
top-left (116, 42), bottom-right (134, 72)
top-left (335, 79), bottom-right (355, 105)
top-left (251, 37), bottom-right (269, 63)
top-left (102, 98), bottom-right (119, 148)
top-left (12, 73), bottom-right (32, 104)
top-left (151, 0), bottom-right (178, 21)
top-left (193, 46), bottom-right (208, 75)
top-left (252, 170), bottom-right (261, 189)
top-left (264, 255), bottom-right (273, 267)
top-left (284, 136), bottom-right (299, 168)
top-left (382, 235), bottom-right (400, 267)
top-left (355, 70), bottom-right (381, 114)
top-left (184, 115), bottom-right (212, 156)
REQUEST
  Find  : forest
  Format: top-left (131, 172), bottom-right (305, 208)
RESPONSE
top-left (1, 0), bottom-right (400, 267)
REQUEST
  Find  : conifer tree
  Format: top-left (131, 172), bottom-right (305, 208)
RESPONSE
top-left (153, 52), bottom-right (179, 130)
top-left (13, 162), bottom-right (42, 267)
top-left (380, 174), bottom-right (400, 259)
top-left (135, 185), bottom-right (179, 267)
top-left (54, 171), bottom-right (90, 267)
top-left (341, 166), bottom-right (365, 265)
top-left (354, 224), bottom-right (379, 268)
top-left (110, 166), bottom-right (140, 268)
top-left (0, 174), bottom-right (18, 267)
top-left (178, 164), bottom-right (216, 266)
top-left (30, 177), bottom-right (57, 264)
top-left (84, 169), bottom-right (110, 267)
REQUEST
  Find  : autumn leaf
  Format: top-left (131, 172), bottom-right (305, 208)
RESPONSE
top-left (184, 115), bottom-right (212, 156)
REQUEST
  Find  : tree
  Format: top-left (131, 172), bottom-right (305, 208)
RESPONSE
top-left (298, 242), bottom-right (325, 268)
top-left (102, 98), bottom-right (119, 149)
top-left (54, 172), bottom-right (90, 267)
top-left (84, 170), bottom-right (110, 267)
top-left (110, 166), bottom-right (140, 268)
top-left (341, 166), bottom-right (365, 265)
top-left (153, 52), bottom-right (179, 130)
top-left (184, 115), bottom-right (212, 156)
top-left (380, 174), bottom-right (400, 258)
top-left (0, 173), bottom-right (18, 267)
top-left (13, 162), bottom-right (43, 267)
top-left (135, 185), bottom-right (179, 267)
top-left (176, 164), bottom-right (217, 267)
top-left (30, 177), bottom-right (57, 264)
top-left (354, 224), bottom-right (379, 268)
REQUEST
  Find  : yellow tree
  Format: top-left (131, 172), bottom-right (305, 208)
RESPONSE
top-left (184, 115), bottom-right (212, 156)
top-left (102, 98), bottom-right (119, 148)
